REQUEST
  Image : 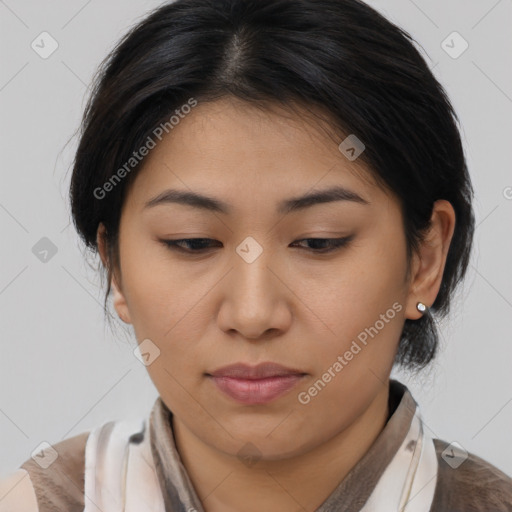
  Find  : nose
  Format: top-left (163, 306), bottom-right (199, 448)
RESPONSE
top-left (216, 239), bottom-right (292, 340)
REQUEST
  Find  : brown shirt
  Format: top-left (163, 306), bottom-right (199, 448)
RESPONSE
top-left (6, 380), bottom-right (512, 511)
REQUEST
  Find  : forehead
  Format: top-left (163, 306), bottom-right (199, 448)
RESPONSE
top-left (123, 97), bottom-right (384, 212)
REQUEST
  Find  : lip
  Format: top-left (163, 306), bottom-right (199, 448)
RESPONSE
top-left (208, 362), bottom-right (305, 379)
top-left (206, 362), bottom-right (307, 405)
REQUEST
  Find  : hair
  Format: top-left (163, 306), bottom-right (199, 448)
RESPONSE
top-left (69, 0), bottom-right (475, 370)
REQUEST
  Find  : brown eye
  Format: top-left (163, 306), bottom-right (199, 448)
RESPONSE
top-left (162, 238), bottom-right (221, 253)
top-left (290, 236), bottom-right (353, 253)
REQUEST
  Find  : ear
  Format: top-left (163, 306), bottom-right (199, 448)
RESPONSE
top-left (405, 200), bottom-right (456, 320)
top-left (96, 223), bottom-right (132, 324)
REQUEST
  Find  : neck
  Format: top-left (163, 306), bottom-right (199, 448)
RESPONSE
top-left (172, 383), bottom-right (391, 512)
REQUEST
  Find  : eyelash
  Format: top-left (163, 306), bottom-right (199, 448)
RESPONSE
top-left (161, 236), bottom-right (353, 254)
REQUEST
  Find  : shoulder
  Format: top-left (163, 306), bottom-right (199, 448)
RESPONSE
top-left (0, 468), bottom-right (38, 512)
top-left (0, 431), bottom-right (90, 512)
top-left (431, 438), bottom-right (512, 511)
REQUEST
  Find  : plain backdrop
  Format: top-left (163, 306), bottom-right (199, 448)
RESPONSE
top-left (1, 0), bottom-right (511, 478)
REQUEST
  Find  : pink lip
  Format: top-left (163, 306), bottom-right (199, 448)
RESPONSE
top-left (209, 375), bottom-right (305, 404)
top-left (207, 362), bottom-right (307, 404)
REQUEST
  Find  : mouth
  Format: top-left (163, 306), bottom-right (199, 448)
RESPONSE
top-left (207, 361), bottom-right (307, 379)
top-left (206, 362), bottom-right (307, 404)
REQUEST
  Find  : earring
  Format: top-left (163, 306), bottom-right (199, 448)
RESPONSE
top-left (416, 302), bottom-right (427, 314)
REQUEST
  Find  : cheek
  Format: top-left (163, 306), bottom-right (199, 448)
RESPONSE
top-left (290, 248), bottom-right (407, 434)
top-left (310, 243), bottom-right (406, 330)
top-left (118, 238), bottom-right (214, 382)
top-left (116, 236), bottom-right (187, 340)
top-left (304, 234), bottom-right (408, 373)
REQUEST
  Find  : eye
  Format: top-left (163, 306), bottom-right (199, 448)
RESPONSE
top-left (162, 238), bottom-right (221, 253)
top-left (161, 236), bottom-right (353, 254)
top-left (290, 237), bottom-right (353, 253)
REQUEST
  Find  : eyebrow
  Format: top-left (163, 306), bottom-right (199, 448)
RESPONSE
top-left (143, 185), bottom-right (369, 215)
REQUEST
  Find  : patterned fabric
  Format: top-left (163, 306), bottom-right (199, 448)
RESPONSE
top-left (3, 380), bottom-right (510, 511)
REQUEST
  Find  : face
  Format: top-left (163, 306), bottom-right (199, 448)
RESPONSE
top-left (105, 97), bottom-right (416, 460)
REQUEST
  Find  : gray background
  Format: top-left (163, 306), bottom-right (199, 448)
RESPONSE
top-left (1, 0), bottom-right (511, 478)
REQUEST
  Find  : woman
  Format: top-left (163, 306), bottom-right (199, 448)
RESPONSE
top-left (1, 0), bottom-right (511, 510)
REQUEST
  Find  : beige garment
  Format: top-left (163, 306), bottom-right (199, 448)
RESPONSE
top-left (1, 380), bottom-right (511, 511)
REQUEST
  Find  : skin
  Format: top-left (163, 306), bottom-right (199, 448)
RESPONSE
top-left (97, 96), bottom-right (455, 512)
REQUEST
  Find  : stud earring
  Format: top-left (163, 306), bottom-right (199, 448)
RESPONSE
top-left (416, 302), bottom-right (427, 314)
